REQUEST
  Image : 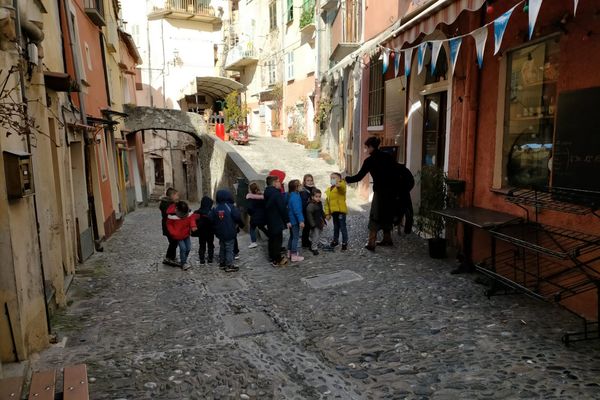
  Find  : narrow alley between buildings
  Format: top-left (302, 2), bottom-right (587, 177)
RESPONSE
top-left (32, 139), bottom-right (600, 400)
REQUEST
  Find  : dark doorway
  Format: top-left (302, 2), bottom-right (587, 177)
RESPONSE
top-left (422, 92), bottom-right (447, 168)
top-left (153, 158), bottom-right (165, 186)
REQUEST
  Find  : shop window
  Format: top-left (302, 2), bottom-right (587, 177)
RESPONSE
top-left (503, 37), bottom-right (559, 188)
top-left (368, 57), bottom-right (384, 127)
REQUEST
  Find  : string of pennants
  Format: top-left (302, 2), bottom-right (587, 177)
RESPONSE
top-left (379, 0), bottom-right (580, 78)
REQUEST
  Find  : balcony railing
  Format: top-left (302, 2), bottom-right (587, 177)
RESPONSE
top-left (225, 43), bottom-right (258, 71)
top-left (148, 0), bottom-right (220, 23)
top-left (84, 0), bottom-right (105, 26)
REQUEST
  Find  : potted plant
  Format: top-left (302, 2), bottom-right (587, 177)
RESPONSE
top-left (416, 165), bottom-right (448, 259)
top-left (270, 83), bottom-right (283, 137)
top-left (223, 91), bottom-right (248, 131)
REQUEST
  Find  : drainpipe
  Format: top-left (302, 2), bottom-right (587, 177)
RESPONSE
top-left (315, 5), bottom-right (321, 81)
top-left (146, 0), bottom-right (153, 107)
top-left (464, 10), bottom-right (484, 207)
top-left (13, 0), bottom-right (52, 336)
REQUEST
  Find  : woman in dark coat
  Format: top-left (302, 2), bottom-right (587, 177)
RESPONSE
top-left (345, 136), bottom-right (397, 251)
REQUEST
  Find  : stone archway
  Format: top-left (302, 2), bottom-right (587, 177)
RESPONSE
top-left (123, 105), bottom-right (207, 143)
top-left (123, 106), bottom-right (207, 201)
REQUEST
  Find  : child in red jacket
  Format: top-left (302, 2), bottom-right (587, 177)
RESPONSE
top-left (166, 201), bottom-right (197, 270)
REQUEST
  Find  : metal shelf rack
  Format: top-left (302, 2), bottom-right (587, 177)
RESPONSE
top-left (477, 187), bottom-right (600, 344)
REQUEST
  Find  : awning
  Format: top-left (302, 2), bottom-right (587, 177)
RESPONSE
top-left (193, 76), bottom-right (245, 99)
top-left (326, 0), bottom-right (485, 76)
top-left (387, 0), bottom-right (486, 49)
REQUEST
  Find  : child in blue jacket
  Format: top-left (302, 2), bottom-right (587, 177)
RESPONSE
top-left (209, 189), bottom-right (243, 272)
top-left (287, 179), bottom-right (304, 262)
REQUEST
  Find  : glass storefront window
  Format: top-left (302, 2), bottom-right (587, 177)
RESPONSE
top-left (503, 36), bottom-right (560, 188)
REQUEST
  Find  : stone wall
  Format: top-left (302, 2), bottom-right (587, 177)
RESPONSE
top-left (199, 134), bottom-right (265, 209)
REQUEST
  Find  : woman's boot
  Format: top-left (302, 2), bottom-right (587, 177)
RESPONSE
top-left (365, 230), bottom-right (377, 251)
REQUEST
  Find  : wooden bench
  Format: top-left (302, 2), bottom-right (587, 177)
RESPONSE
top-left (0, 364), bottom-right (89, 400)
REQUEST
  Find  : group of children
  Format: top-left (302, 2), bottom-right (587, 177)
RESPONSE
top-left (159, 170), bottom-right (349, 271)
top-left (160, 188), bottom-right (242, 272)
top-left (246, 171), bottom-right (349, 267)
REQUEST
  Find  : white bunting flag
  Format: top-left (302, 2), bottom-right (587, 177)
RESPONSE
top-left (471, 26), bottom-right (488, 69)
top-left (382, 48), bottom-right (390, 74)
top-left (417, 42), bottom-right (428, 75)
top-left (574, 0), bottom-right (579, 16)
top-left (449, 37), bottom-right (462, 75)
top-left (528, 0), bottom-right (543, 39)
top-left (404, 48), bottom-right (413, 77)
top-left (430, 41), bottom-right (443, 74)
top-left (494, 5), bottom-right (517, 55)
top-left (394, 50), bottom-right (401, 78)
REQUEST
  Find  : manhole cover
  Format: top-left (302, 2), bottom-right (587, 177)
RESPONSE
top-left (222, 312), bottom-right (278, 338)
top-left (301, 270), bottom-right (363, 289)
top-left (206, 278), bottom-right (246, 295)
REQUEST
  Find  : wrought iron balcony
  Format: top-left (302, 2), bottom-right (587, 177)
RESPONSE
top-left (84, 0), bottom-right (105, 26)
top-left (148, 0), bottom-right (220, 24)
top-left (224, 43), bottom-right (258, 71)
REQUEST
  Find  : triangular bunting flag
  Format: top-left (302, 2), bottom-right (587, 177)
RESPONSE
top-left (494, 5), bottom-right (517, 55)
top-left (430, 41), bottom-right (443, 75)
top-left (382, 48), bottom-right (390, 74)
top-left (528, 0), bottom-right (543, 39)
top-left (449, 37), bottom-right (462, 75)
top-left (417, 42), bottom-right (427, 75)
top-left (574, 0), bottom-right (579, 16)
top-left (471, 26), bottom-right (488, 69)
top-left (404, 48), bottom-right (413, 77)
top-left (394, 49), bottom-right (401, 78)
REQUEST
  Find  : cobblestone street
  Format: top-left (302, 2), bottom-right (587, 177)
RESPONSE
top-left (35, 139), bottom-right (600, 399)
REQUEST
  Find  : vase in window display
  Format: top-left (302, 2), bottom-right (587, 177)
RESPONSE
top-left (521, 59), bottom-right (538, 84)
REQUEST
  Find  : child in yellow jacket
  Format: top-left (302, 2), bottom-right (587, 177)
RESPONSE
top-left (325, 172), bottom-right (348, 251)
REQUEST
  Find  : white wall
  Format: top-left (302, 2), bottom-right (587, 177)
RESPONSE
top-left (121, 0), bottom-right (225, 109)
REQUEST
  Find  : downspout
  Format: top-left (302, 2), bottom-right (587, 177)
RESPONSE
top-left (146, 0), bottom-right (153, 107)
top-left (465, 9), bottom-right (484, 206)
top-left (99, 33), bottom-right (111, 106)
top-left (13, 0), bottom-right (52, 336)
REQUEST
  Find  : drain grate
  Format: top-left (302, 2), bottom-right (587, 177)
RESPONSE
top-left (222, 312), bottom-right (279, 338)
top-left (301, 270), bottom-right (363, 289)
top-left (206, 278), bottom-right (247, 295)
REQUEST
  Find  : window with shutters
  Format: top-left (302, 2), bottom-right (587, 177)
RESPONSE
top-left (287, 0), bottom-right (293, 22)
top-left (368, 57), bottom-right (384, 127)
top-left (269, 1), bottom-right (277, 31)
top-left (286, 52), bottom-right (294, 81)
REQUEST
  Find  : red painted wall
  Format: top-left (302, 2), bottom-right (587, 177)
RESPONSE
top-left (454, 1), bottom-right (600, 320)
top-left (471, 1), bottom-right (600, 236)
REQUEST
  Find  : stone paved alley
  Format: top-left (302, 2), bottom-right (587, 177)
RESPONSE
top-left (34, 139), bottom-right (600, 399)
